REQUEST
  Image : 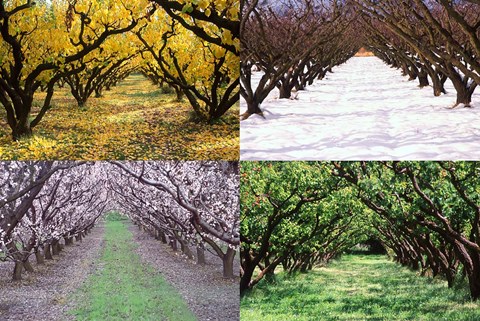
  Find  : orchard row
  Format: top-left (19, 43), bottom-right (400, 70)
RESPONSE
top-left (240, 0), bottom-right (479, 117)
top-left (0, 161), bottom-right (239, 280)
top-left (0, 0), bottom-right (239, 139)
top-left (241, 162), bottom-right (480, 301)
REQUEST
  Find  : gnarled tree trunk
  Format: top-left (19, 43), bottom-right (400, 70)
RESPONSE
top-left (35, 249), bottom-right (45, 265)
top-left (13, 262), bottom-right (23, 281)
top-left (222, 247), bottom-right (236, 278)
top-left (196, 245), bottom-right (206, 265)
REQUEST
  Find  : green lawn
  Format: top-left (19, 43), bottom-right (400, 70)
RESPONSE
top-left (70, 219), bottom-right (196, 321)
top-left (241, 255), bottom-right (480, 321)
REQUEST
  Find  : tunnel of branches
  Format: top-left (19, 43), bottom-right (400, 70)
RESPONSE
top-left (0, 161), bottom-right (239, 281)
top-left (240, 161), bottom-right (480, 301)
top-left (0, 0), bottom-right (239, 140)
top-left (241, 0), bottom-right (480, 117)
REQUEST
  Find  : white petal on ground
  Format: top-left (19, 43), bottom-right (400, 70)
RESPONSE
top-left (240, 56), bottom-right (480, 160)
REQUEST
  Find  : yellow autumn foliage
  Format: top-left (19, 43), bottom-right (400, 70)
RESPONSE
top-left (136, 11), bottom-right (239, 116)
top-left (0, 0), bottom-right (149, 85)
top-left (0, 0), bottom-right (239, 148)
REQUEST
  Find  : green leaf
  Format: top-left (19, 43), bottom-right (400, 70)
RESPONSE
top-left (182, 4), bottom-right (194, 13)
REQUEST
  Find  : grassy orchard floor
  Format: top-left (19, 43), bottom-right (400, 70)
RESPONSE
top-left (241, 255), bottom-right (480, 321)
top-left (70, 219), bottom-right (196, 320)
top-left (0, 74), bottom-right (239, 160)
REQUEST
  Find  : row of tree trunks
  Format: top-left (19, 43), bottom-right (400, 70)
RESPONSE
top-left (360, 2), bottom-right (478, 107)
top-left (240, 0), bottom-right (359, 118)
top-left (136, 218), bottom-right (237, 279)
top-left (333, 162), bottom-right (480, 300)
top-left (138, 221), bottom-right (208, 268)
top-left (11, 229), bottom-right (92, 281)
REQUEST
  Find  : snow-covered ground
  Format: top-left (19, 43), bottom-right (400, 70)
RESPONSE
top-left (240, 56), bottom-right (480, 160)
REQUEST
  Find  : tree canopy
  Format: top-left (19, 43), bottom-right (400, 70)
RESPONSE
top-left (0, 161), bottom-right (239, 280)
top-left (241, 0), bottom-right (480, 117)
top-left (241, 161), bottom-right (480, 301)
top-left (0, 0), bottom-right (239, 140)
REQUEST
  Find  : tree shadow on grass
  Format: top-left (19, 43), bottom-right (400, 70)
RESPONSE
top-left (241, 255), bottom-right (480, 321)
top-left (123, 89), bottom-right (164, 99)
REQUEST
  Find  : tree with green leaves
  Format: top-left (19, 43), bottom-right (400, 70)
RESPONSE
top-left (242, 161), bottom-right (480, 301)
top-left (240, 161), bottom-right (367, 293)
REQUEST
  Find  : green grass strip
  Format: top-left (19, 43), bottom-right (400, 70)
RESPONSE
top-left (70, 219), bottom-right (196, 321)
top-left (241, 254), bottom-right (480, 321)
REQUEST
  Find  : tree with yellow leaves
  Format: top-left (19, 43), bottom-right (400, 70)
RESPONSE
top-left (0, 0), bottom-right (148, 140)
top-left (149, 0), bottom-right (239, 54)
top-left (137, 12), bottom-right (239, 122)
top-left (63, 33), bottom-right (141, 107)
